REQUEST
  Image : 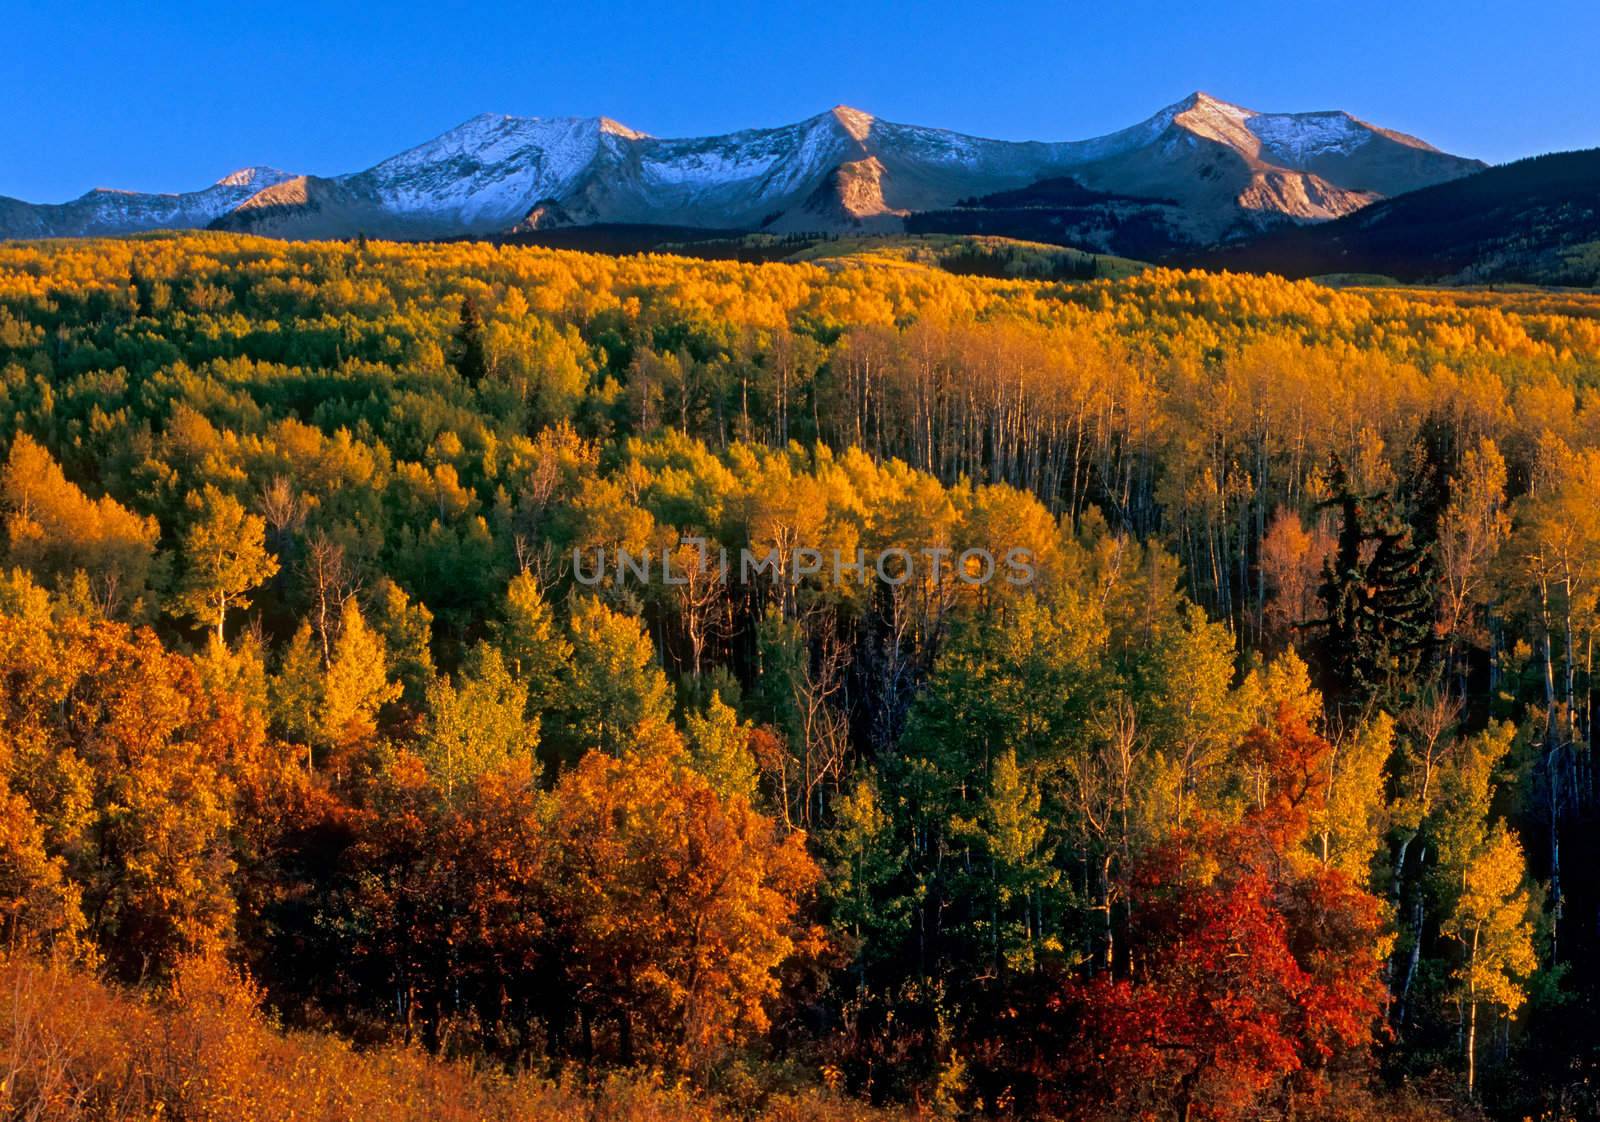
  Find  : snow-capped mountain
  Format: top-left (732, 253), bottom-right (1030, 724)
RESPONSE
top-left (0, 95), bottom-right (1484, 249)
top-left (1043, 92), bottom-right (1482, 233)
top-left (0, 167), bottom-right (295, 239)
top-left (207, 106), bottom-right (1096, 240)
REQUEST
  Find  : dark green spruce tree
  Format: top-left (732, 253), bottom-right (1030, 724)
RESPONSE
top-left (1316, 458), bottom-right (1436, 710)
top-left (451, 294), bottom-right (488, 385)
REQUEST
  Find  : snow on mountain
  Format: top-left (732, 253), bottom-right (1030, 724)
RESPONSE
top-left (1030, 92), bottom-right (1483, 233)
top-left (1247, 112), bottom-right (1372, 161)
top-left (214, 166), bottom-right (294, 189)
top-left (339, 114), bottom-right (649, 231)
top-left (1, 95), bottom-right (1485, 244)
top-left (626, 110), bottom-right (863, 218)
top-left (0, 166), bottom-right (296, 239)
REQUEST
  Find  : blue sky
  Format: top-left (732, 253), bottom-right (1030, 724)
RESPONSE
top-left (4, 0), bottom-right (1597, 202)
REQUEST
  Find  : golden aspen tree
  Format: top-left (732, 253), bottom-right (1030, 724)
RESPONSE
top-left (319, 601), bottom-right (401, 755)
top-left (1443, 824), bottom-right (1538, 1092)
top-left (175, 486), bottom-right (278, 642)
top-left (1, 433), bottom-right (159, 616)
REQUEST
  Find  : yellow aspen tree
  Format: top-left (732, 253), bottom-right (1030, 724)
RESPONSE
top-left (1444, 824), bottom-right (1538, 1093)
top-left (319, 601), bottom-right (401, 754)
top-left (175, 486), bottom-right (278, 642)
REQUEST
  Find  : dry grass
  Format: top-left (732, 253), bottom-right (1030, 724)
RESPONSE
top-left (0, 954), bottom-right (898, 1122)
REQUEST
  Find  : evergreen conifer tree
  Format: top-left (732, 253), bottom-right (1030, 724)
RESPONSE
top-left (451, 295), bottom-right (488, 385)
top-left (1317, 459), bottom-right (1434, 709)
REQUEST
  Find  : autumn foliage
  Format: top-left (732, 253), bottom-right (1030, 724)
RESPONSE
top-left (1052, 827), bottom-right (1386, 1121)
top-left (0, 232), bottom-right (1583, 1119)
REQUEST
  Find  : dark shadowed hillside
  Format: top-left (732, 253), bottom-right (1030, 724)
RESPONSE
top-left (1213, 149), bottom-right (1600, 284)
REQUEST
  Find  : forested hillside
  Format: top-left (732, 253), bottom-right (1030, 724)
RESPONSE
top-left (1213, 148), bottom-right (1600, 286)
top-left (2, 232), bottom-right (1599, 1119)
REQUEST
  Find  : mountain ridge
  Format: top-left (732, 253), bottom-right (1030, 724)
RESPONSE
top-left (0, 94), bottom-right (1486, 248)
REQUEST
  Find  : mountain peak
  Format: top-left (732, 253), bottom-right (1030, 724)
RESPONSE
top-left (215, 166), bottom-right (290, 189)
top-left (440, 112), bottom-right (647, 142)
top-left (1161, 90), bottom-right (1252, 116)
top-left (1164, 91), bottom-right (1258, 148)
top-left (828, 105), bottom-right (875, 141)
top-left (596, 116), bottom-right (649, 140)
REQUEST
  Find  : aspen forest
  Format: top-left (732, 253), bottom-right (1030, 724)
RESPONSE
top-left (4, 231), bottom-right (1600, 1121)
